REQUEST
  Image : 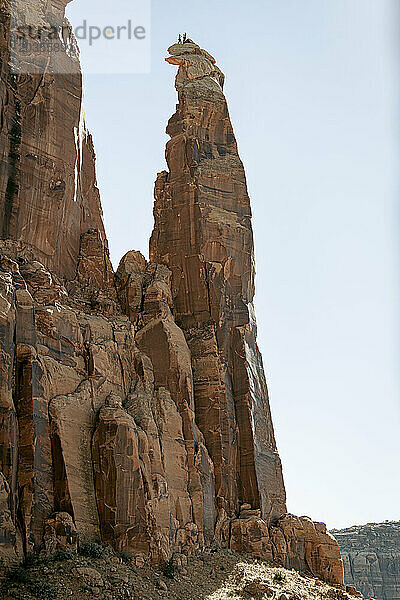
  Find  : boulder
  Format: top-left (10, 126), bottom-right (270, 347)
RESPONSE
top-left (43, 512), bottom-right (78, 555)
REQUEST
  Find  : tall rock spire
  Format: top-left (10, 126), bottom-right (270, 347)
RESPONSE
top-left (150, 40), bottom-right (287, 522)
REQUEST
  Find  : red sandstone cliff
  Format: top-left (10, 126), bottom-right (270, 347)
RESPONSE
top-left (0, 0), bottom-right (108, 281)
top-left (0, 0), bottom-right (343, 586)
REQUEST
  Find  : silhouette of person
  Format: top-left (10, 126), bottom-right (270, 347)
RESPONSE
top-left (178, 34), bottom-right (182, 44)
top-left (183, 32), bottom-right (187, 43)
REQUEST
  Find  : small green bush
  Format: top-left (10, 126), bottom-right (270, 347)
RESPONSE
top-left (162, 558), bottom-right (176, 579)
top-left (53, 549), bottom-right (76, 562)
top-left (78, 541), bottom-right (106, 559)
top-left (273, 569), bottom-right (286, 583)
top-left (30, 581), bottom-right (57, 599)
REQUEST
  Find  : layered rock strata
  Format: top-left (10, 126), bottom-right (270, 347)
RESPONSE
top-left (0, 0), bottom-right (343, 586)
top-left (333, 522), bottom-right (400, 599)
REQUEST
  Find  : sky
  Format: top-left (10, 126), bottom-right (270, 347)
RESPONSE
top-left (66, 0), bottom-right (400, 530)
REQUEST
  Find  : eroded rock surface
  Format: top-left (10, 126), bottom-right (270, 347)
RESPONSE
top-left (148, 39), bottom-right (343, 585)
top-left (150, 39), bottom-right (286, 525)
top-left (0, 0), bottom-right (108, 281)
top-left (333, 522), bottom-right (400, 599)
top-left (0, 3), bottom-right (343, 586)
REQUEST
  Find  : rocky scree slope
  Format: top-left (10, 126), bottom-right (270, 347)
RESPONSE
top-left (1, 547), bottom-right (361, 600)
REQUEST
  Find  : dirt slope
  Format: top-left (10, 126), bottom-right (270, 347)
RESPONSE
top-left (1, 548), bottom-right (363, 600)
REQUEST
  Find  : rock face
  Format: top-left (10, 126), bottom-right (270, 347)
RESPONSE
top-left (149, 40), bottom-right (343, 585)
top-left (150, 40), bottom-right (286, 524)
top-left (0, 1), bottom-right (343, 586)
top-left (332, 522), bottom-right (400, 599)
top-left (0, 0), bottom-right (108, 281)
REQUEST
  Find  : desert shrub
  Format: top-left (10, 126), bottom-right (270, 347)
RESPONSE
top-left (273, 569), bottom-right (286, 583)
top-left (29, 581), bottom-right (57, 599)
top-left (162, 558), bottom-right (176, 579)
top-left (53, 549), bottom-right (76, 562)
top-left (78, 541), bottom-right (105, 559)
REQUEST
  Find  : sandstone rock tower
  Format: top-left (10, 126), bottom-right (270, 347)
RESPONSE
top-left (150, 40), bottom-right (287, 525)
top-left (0, 0), bottom-right (343, 586)
top-left (0, 0), bottom-right (108, 281)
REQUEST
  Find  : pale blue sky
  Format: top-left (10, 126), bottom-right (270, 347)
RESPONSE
top-left (67, 0), bottom-right (400, 530)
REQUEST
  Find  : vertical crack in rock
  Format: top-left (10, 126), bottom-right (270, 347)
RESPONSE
top-left (50, 426), bottom-right (74, 519)
top-left (2, 76), bottom-right (21, 240)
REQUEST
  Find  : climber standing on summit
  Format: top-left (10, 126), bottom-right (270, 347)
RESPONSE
top-left (178, 34), bottom-right (182, 44)
top-left (183, 32), bottom-right (187, 43)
